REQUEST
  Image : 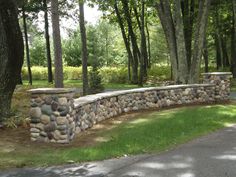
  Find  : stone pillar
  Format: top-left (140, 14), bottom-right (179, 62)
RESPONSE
top-left (202, 72), bottom-right (232, 101)
top-left (28, 88), bottom-right (76, 143)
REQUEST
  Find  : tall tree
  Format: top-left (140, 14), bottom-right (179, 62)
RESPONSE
top-left (79, 0), bottom-right (89, 95)
top-left (232, 0), bottom-right (236, 78)
top-left (156, 0), bottom-right (212, 84)
top-left (121, 0), bottom-right (140, 84)
top-left (189, 0), bottom-right (211, 83)
top-left (43, 0), bottom-right (53, 83)
top-left (139, 0), bottom-right (146, 86)
top-left (22, 4), bottom-right (33, 85)
top-left (0, 0), bottom-right (24, 123)
top-left (51, 0), bottom-right (64, 88)
top-left (114, 0), bottom-right (133, 82)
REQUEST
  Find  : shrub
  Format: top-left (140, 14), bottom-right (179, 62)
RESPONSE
top-left (148, 65), bottom-right (172, 82)
top-left (89, 68), bottom-right (104, 94)
top-left (63, 67), bottom-right (83, 80)
top-left (99, 67), bottom-right (128, 83)
top-left (22, 66), bottom-right (48, 80)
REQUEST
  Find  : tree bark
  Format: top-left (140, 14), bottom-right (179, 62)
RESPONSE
top-left (156, 1), bottom-right (178, 82)
top-left (133, 1), bottom-right (149, 79)
top-left (182, 0), bottom-right (194, 71)
top-left (146, 20), bottom-right (151, 68)
top-left (174, 0), bottom-right (188, 83)
top-left (43, 0), bottom-right (53, 83)
top-left (189, 0), bottom-right (211, 83)
top-left (232, 0), bottom-right (236, 78)
top-left (203, 37), bottom-right (209, 73)
top-left (0, 0), bottom-right (24, 122)
top-left (51, 0), bottom-right (64, 88)
top-left (22, 5), bottom-right (32, 85)
top-left (114, 0), bottom-right (133, 82)
top-left (140, 1), bottom-right (148, 79)
top-left (221, 36), bottom-right (230, 67)
top-left (121, 0), bottom-right (139, 84)
top-left (139, 0), bottom-right (146, 86)
top-left (79, 0), bottom-right (89, 95)
top-left (214, 34), bottom-right (222, 70)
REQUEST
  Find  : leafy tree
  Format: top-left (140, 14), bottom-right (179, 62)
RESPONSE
top-left (155, 0), bottom-right (212, 83)
top-left (63, 31), bottom-right (82, 66)
top-left (30, 36), bottom-right (47, 66)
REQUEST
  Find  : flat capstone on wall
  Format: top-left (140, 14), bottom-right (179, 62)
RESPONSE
top-left (28, 72), bottom-right (232, 143)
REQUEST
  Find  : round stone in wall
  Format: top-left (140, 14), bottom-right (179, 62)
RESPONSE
top-left (30, 107), bottom-right (42, 119)
top-left (41, 115), bottom-right (51, 125)
top-left (41, 105), bottom-right (53, 116)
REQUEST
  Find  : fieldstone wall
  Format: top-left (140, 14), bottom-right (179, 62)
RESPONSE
top-left (28, 72), bottom-right (232, 143)
top-left (29, 88), bottom-right (76, 143)
top-left (202, 72), bottom-right (232, 101)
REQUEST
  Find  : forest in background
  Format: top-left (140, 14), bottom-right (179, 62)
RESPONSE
top-left (20, 0), bottom-right (235, 87)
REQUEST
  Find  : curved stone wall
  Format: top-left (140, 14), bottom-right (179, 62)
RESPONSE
top-left (29, 72), bottom-right (232, 143)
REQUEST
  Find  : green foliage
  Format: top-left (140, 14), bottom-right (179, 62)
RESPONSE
top-left (29, 37), bottom-right (47, 66)
top-left (62, 19), bottom-right (127, 67)
top-left (63, 66), bottom-right (83, 80)
top-left (63, 31), bottom-right (82, 67)
top-left (22, 66), bottom-right (84, 80)
top-left (89, 68), bottom-right (104, 94)
top-left (22, 66), bottom-right (48, 80)
top-left (148, 64), bottom-right (172, 82)
top-left (100, 67), bottom-right (129, 83)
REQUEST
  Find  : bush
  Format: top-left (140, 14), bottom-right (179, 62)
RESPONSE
top-left (22, 66), bottom-right (84, 80)
top-left (21, 65), bottom-right (224, 84)
top-left (99, 67), bottom-right (128, 83)
top-left (148, 65), bottom-right (172, 82)
top-left (22, 66), bottom-right (48, 80)
top-left (63, 67), bottom-right (83, 80)
top-left (89, 68), bottom-right (104, 94)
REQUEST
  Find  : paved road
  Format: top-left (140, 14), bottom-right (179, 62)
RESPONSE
top-left (1, 124), bottom-right (236, 177)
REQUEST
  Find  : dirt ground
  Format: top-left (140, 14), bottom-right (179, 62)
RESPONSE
top-left (0, 111), bottom-right (143, 153)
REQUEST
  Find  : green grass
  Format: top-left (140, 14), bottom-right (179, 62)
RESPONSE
top-left (1, 104), bottom-right (236, 169)
top-left (21, 80), bottom-right (139, 90)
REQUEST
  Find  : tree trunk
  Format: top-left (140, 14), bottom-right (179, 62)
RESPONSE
top-left (139, 0), bottom-right (146, 86)
top-left (221, 36), bottom-right (230, 67)
top-left (189, 0), bottom-right (211, 83)
top-left (182, 0), bottom-right (194, 71)
top-left (232, 0), bottom-right (236, 78)
top-left (79, 0), bottom-right (89, 95)
top-left (22, 5), bottom-right (32, 85)
top-left (121, 0), bottom-right (139, 84)
top-left (174, 0), bottom-right (188, 83)
top-left (0, 0), bottom-right (24, 122)
top-left (203, 37), bottom-right (209, 73)
top-left (114, 0), bottom-right (133, 82)
top-left (51, 0), bottom-right (64, 88)
top-left (214, 34), bottom-right (222, 70)
top-left (146, 20), bottom-right (151, 68)
top-left (140, 1), bottom-right (148, 80)
top-left (156, 1), bottom-right (178, 82)
top-left (43, 0), bottom-right (53, 83)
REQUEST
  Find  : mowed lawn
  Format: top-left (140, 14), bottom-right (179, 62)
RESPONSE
top-left (1, 104), bottom-right (236, 169)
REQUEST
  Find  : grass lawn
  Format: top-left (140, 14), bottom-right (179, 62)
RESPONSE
top-left (1, 104), bottom-right (236, 169)
top-left (21, 80), bottom-right (140, 90)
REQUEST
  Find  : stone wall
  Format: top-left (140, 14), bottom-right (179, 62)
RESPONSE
top-left (29, 88), bottom-right (75, 143)
top-left (28, 72), bottom-right (232, 143)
